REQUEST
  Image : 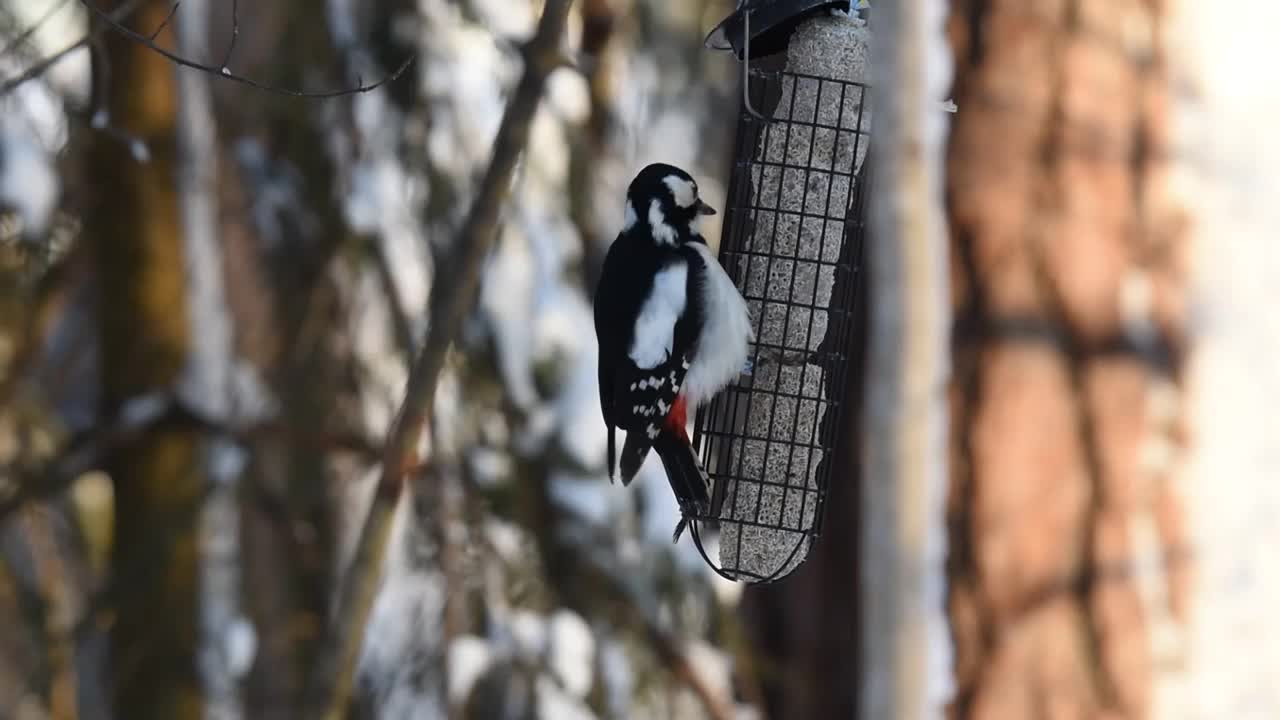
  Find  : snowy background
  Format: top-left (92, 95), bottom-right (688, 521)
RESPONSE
top-left (0, 0), bottom-right (766, 718)
top-left (5, 1), bottom-right (1278, 719)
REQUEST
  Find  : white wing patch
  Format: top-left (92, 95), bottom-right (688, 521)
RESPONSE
top-left (648, 199), bottom-right (677, 246)
top-left (662, 175), bottom-right (697, 208)
top-left (683, 242), bottom-right (754, 406)
top-left (629, 260), bottom-right (687, 369)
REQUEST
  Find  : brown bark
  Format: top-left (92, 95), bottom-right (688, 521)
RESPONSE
top-left (87, 1), bottom-right (203, 717)
top-left (945, 1), bottom-right (1187, 718)
top-left (308, 3), bottom-right (578, 716)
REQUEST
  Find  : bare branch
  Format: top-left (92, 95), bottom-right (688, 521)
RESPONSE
top-left (217, 0), bottom-right (237, 73)
top-left (79, 30), bottom-right (151, 160)
top-left (0, 392), bottom-right (173, 524)
top-left (0, 394), bottom-right (380, 526)
top-left (76, 0), bottom-right (413, 98)
top-left (0, 38), bottom-right (83, 94)
top-left (146, 0), bottom-right (178, 41)
top-left (0, 0), bottom-right (74, 59)
top-left (305, 1), bottom-right (577, 716)
top-left (0, 0), bottom-right (142, 95)
top-left (3, 0), bottom-right (413, 98)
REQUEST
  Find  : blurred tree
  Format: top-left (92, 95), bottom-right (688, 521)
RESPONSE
top-left (1, 1), bottom-right (753, 719)
top-left (85, 0), bottom-right (204, 716)
top-left (213, 2), bottom-right (370, 713)
top-left (944, 2), bottom-right (1187, 718)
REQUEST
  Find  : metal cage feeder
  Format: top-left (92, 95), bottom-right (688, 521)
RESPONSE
top-left (689, 0), bottom-right (872, 584)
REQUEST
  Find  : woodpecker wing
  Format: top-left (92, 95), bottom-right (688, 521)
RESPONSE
top-left (614, 252), bottom-right (707, 484)
top-left (594, 239), bottom-right (707, 481)
top-left (614, 354), bottom-right (690, 439)
top-left (594, 232), bottom-right (679, 477)
top-left (614, 264), bottom-right (694, 431)
top-left (622, 254), bottom-right (702, 418)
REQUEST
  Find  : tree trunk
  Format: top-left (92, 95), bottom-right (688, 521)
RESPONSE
top-left (88, 1), bottom-right (203, 717)
top-left (860, 0), bottom-right (955, 717)
top-left (944, 1), bottom-right (1186, 718)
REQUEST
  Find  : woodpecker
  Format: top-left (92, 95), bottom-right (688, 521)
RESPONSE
top-left (593, 163), bottom-right (754, 542)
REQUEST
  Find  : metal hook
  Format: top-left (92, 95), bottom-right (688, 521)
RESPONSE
top-left (741, 10), bottom-right (769, 121)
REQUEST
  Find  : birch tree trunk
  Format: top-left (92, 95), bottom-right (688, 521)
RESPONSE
top-left (861, 0), bottom-right (954, 718)
top-left (174, 1), bottom-right (255, 718)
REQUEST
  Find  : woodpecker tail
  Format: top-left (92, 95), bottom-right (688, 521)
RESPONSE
top-left (618, 431), bottom-right (651, 486)
top-left (652, 429), bottom-right (711, 542)
top-left (618, 429), bottom-right (710, 542)
top-left (617, 394), bottom-right (707, 541)
top-left (606, 424), bottom-right (617, 483)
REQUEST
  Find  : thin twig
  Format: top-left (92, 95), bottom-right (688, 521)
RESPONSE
top-left (76, 0), bottom-right (413, 98)
top-left (146, 0), bottom-right (179, 41)
top-left (0, 396), bottom-right (169, 524)
top-left (218, 0), bottom-right (237, 72)
top-left (0, 0), bottom-right (141, 95)
top-left (0, 0), bottom-right (74, 59)
top-left (305, 1), bottom-right (576, 717)
top-left (0, 396), bottom-right (379, 526)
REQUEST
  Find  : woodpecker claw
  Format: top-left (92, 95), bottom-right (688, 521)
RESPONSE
top-left (672, 516), bottom-right (689, 543)
top-left (671, 499), bottom-right (709, 543)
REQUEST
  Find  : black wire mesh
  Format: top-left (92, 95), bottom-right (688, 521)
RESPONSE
top-left (690, 66), bottom-right (871, 583)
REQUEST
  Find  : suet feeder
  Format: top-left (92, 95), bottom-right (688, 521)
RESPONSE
top-left (705, 1), bottom-right (856, 57)
top-left (689, 1), bottom-right (872, 583)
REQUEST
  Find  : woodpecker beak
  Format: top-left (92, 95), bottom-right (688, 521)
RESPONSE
top-left (696, 199), bottom-right (717, 216)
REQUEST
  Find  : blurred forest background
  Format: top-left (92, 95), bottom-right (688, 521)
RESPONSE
top-left (1, 0), bottom-right (1279, 720)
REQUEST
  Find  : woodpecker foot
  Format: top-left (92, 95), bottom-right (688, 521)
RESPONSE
top-left (670, 499), bottom-right (709, 543)
top-left (671, 516), bottom-right (691, 543)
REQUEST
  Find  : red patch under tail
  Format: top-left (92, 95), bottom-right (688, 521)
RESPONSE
top-left (664, 393), bottom-right (689, 441)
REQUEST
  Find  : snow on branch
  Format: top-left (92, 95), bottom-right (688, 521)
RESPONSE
top-left (306, 1), bottom-right (578, 717)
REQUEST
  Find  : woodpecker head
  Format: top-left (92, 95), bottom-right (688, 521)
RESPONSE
top-left (622, 163), bottom-right (717, 246)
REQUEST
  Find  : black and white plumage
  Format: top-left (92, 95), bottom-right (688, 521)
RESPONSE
top-left (593, 163), bottom-right (754, 542)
